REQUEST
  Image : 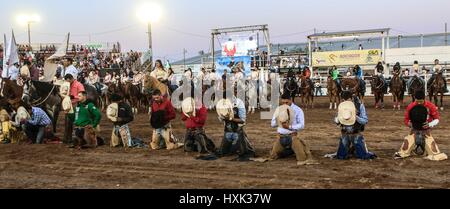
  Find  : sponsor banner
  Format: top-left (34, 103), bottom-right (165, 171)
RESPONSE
top-left (312, 49), bottom-right (382, 67)
top-left (215, 56), bottom-right (251, 77)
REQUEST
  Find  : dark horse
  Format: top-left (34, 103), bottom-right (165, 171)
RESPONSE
top-left (123, 81), bottom-right (142, 114)
top-left (429, 72), bottom-right (446, 110)
top-left (371, 75), bottom-right (386, 109)
top-left (390, 72), bottom-right (405, 110)
top-left (341, 77), bottom-right (365, 102)
top-left (22, 80), bottom-right (62, 133)
top-left (283, 75), bottom-right (298, 103)
top-left (1, 78), bottom-right (24, 108)
top-left (409, 76), bottom-right (425, 102)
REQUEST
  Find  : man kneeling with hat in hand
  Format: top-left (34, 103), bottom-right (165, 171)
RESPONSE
top-left (268, 93), bottom-right (319, 165)
top-left (394, 90), bottom-right (447, 161)
top-left (107, 94), bottom-right (135, 148)
top-left (181, 97), bottom-right (216, 156)
top-left (331, 90), bottom-right (376, 160)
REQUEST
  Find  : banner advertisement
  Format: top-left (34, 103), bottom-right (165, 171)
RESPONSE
top-left (215, 56), bottom-right (251, 77)
top-left (219, 33), bottom-right (258, 57)
top-left (312, 49), bottom-right (382, 67)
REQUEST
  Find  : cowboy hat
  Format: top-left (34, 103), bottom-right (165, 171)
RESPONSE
top-left (409, 105), bottom-right (428, 130)
top-left (338, 101), bottom-right (356, 126)
top-left (182, 97), bottom-right (196, 117)
top-left (273, 105), bottom-right (294, 127)
top-left (62, 96), bottom-right (74, 113)
top-left (107, 103), bottom-right (119, 122)
top-left (216, 98), bottom-right (234, 120)
top-left (59, 81), bottom-right (71, 97)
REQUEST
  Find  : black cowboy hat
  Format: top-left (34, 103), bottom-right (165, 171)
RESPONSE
top-left (409, 105), bottom-right (428, 130)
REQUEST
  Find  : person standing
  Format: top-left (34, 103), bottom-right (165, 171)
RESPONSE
top-left (63, 74), bottom-right (85, 145)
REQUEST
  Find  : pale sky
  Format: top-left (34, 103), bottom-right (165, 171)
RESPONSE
top-left (1, 0), bottom-right (449, 61)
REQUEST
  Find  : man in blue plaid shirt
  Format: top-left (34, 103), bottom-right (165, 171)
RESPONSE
top-left (21, 105), bottom-right (52, 144)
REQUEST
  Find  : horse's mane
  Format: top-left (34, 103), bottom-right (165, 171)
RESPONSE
top-left (31, 81), bottom-right (56, 96)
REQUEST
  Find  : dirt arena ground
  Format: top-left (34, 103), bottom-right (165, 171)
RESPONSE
top-left (0, 96), bottom-right (449, 189)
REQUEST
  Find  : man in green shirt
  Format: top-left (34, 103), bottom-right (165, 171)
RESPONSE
top-left (329, 65), bottom-right (341, 87)
top-left (69, 91), bottom-right (102, 149)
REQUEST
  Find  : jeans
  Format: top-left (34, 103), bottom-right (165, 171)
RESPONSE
top-left (337, 134), bottom-right (376, 160)
top-left (114, 124), bottom-right (132, 147)
top-left (224, 132), bottom-right (239, 144)
top-left (315, 87), bottom-right (323, 96)
top-left (24, 123), bottom-right (46, 144)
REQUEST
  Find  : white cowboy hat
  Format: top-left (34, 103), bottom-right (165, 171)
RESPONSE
top-left (216, 98), bottom-right (234, 120)
top-left (338, 101), bottom-right (356, 126)
top-left (62, 96), bottom-right (74, 113)
top-left (106, 103), bottom-right (119, 122)
top-left (273, 105), bottom-right (294, 127)
top-left (59, 81), bottom-right (71, 97)
top-left (181, 97), bottom-right (196, 117)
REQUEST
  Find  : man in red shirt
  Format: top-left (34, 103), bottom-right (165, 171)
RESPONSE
top-left (150, 89), bottom-right (181, 150)
top-left (63, 74), bottom-right (86, 145)
top-left (395, 90), bottom-right (447, 161)
top-left (181, 97), bottom-right (216, 155)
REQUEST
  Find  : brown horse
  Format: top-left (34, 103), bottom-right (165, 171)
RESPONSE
top-left (123, 81), bottom-right (142, 114)
top-left (371, 75), bottom-right (385, 109)
top-left (106, 82), bottom-right (124, 106)
top-left (429, 73), bottom-right (446, 110)
top-left (327, 77), bottom-right (340, 110)
top-left (341, 77), bottom-right (365, 102)
top-left (142, 74), bottom-right (170, 112)
top-left (390, 72), bottom-right (405, 110)
top-left (0, 78), bottom-right (24, 107)
top-left (298, 76), bottom-right (314, 109)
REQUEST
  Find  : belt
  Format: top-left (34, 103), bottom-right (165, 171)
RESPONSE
top-left (279, 133), bottom-right (297, 137)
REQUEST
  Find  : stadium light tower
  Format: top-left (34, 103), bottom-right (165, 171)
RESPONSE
top-left (137, 2), bottom-right (162, 66)
top-left (17, 14), bottom-right (41, 48)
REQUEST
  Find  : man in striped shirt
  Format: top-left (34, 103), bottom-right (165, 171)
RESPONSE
top-left (21, 105), bottom-right (52, 144)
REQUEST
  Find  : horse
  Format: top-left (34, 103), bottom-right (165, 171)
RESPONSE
top-left (341, 77), bottom-right (365, 102)
top-left (429, 72), bottom-right (446, 110)
top-left (123, 81), bottom-right (142, 114)
top-left (409, 76), bottom-right (425, 102)
top-left (327, 77), bottom-right (341, 110)
top-left (0, 78), bottom-right (24, 108)
top-left (371, 75), bottom-right (386, 109)
top-left (142, 74), bottom-right (170, 112)
top-left (22, 80), bottom-right (62, 133)
top-left (298, 75), bottom-right (314, 109)
top-left (390, 72), bottom-right (405, 110)
top-left (283, 76), bottom-right (298, 103)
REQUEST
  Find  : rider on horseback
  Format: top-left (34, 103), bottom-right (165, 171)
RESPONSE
top-left (301, 66), bottom-right (314, 92)
top-left (407, 61), bottom-right (425, 94)
top-left (374, 62), bottom-right (388, 94)
top-left (427, 59), bottom-right (448, 93)
top-left (353, 65), bottom-right (366, 95)
top-left (329, 66), bottom-right (341, 90)
top-left (391, 62), bottom-right (407, 92)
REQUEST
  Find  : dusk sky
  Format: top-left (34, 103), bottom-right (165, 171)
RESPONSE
top-left (1, 0), bottom-right (449, 61)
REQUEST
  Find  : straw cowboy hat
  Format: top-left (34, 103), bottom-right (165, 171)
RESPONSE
top-left (181, 97), bottom-right (196, 117)
top-left (62, 96), bottom-right (73, 113)
top-left (273, 105), bottom-right (294, 127)
top-left (216, 98), bottom-right (234, 120)
top-left (338, 101), bottom-right (356, 126)
top-left (58, 81), bottom-right (71, 97)
top-left (107, 103), bottom-right (119, 122)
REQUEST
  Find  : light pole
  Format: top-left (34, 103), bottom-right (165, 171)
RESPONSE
top-left (18, 14), bottom-right (40, 49)
top-left (137, 3), bottom-right (162, 69)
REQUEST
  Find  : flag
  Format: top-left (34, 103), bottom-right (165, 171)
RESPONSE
top-left (2, 34), bottom-right (8, 73)
top-left (8, 30), bottom-right (19, 66)
top-left (43, 33), bottom-right (70, 82)
top-left (48, 33), bottom-right (70, 60)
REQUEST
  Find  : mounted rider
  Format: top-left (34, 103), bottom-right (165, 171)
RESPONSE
top-left (391, 62), bottom-right (407, 92)
top-left (329, 65), bottom-right (341, 89)
top-left (300, 66), bottom-right (314, 92)
top-left (407, 60), bottom-right (425, 93)
top-left (374, 62), bottom-right (388, 94)
top-left (353, 65), bottom-right (366, 95)
top-left (427, 59), bottom-right (448, 93)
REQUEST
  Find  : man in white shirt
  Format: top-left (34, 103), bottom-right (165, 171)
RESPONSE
top-left (2, 63), bottom-right (20, 80)
top-left (269, 93), bottom-right (318, 166)
top-left (63, 58), bottom-right (79, 79)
